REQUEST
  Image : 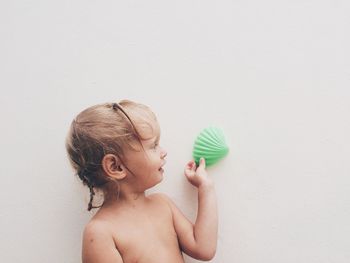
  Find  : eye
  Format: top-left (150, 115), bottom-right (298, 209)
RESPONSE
top-left (153, 142), bottom-right (159, 149)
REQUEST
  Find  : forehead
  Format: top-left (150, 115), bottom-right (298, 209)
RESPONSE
top-left (130, 108), bottom-right (160, 140)
top-left (137, 119), bottom-right (160, 140)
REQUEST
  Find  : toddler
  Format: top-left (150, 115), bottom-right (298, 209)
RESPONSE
top-left (65, 99), bottom-right (218, 262)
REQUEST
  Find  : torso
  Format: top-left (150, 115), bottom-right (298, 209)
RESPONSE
top-left (89, 194), bottom-right (185, 263)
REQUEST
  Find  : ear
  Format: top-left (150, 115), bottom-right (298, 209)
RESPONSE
top-left (101, 154), bottom-right (127, 180)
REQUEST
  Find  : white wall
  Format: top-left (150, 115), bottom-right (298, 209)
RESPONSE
top-left (1, 1), bottom-right (349, 262)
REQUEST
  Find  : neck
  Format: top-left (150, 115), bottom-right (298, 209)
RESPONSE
top-left (102, 188), bottom-right (147, 208)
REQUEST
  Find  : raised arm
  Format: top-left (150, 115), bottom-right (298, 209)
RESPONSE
top-left (82, 221), bottom-right (124, 263)
top-left (155, 158), bottom-right (218, 261)
top-left (193, 181), bottom-right (218, 259)
top-left (183, 157), bottom-right (218, 259)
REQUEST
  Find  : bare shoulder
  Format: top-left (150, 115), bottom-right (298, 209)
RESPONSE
top-left (148, 192), bottom-right (180, 215)
top-left (82, 219), bottom-right (113, 250)
top-left (148, 192), bottom-right (173, 207)
top-left (82, 219), bottom-right (123, 263)
top-left (83, 218), bottom-right (110, 238)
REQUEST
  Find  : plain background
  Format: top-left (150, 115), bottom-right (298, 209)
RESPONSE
top-left (1, 1), bottom-right (349, 262)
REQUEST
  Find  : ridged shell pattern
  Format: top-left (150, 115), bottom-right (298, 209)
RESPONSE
top-left (192, 126), bottom-right (229, 167)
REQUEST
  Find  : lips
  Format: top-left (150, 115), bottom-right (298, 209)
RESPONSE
top-left (158, 160), bottom-right (166, 171)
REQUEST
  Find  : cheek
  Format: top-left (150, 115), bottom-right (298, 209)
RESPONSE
top-left (150, 152), bottom-right (161, 167)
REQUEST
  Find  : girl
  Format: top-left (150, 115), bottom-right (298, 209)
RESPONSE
top-left (65, 99), bottom-right (218, 263)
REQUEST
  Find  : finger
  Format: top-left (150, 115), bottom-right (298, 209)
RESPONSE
top-left (184, 171), bottom-right (194, 179)
top-left (187, 160), bottom-right (195, 167)
top-left (185, 163), bottom-right (192, 170)
top-left (185, 167), bottom-right (193, 174)
top-left (199, 157), bottom-right (206, 168)
top-left (185, 163), bottom-right (195, 173)
top-left (192, 161), bottom-right (196, 171)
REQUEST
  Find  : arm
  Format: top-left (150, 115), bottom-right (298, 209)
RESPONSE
top-left (156, 158), bottom-right (218, 261)
top-left (82, 221), bottom-right (123, 263)
top-left (193, 183), bottom-right (218, 259)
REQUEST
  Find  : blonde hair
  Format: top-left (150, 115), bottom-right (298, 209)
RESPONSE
top-left (65, 99), bottom-right (158, 211)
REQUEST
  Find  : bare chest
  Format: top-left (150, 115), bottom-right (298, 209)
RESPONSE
top-left (108, 202), bottom-right (184, 263)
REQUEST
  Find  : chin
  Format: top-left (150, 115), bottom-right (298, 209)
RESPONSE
top-left (146, 175), bottom-right (163, 189)
top-left (157, 174), bottom-right (164, 183)
top-left (154, 174), bottom-right (164, 185)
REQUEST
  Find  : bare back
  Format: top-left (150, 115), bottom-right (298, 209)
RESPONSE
top-left (85, 194), bottom-right (185, 263)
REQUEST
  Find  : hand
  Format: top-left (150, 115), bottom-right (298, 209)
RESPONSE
top-left (184, 158), bottom-right (213, 188)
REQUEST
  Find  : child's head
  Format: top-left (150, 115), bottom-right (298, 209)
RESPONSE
top-left (65, 100), bottom-right (167, 211)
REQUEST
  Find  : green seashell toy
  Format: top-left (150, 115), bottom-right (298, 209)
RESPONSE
top-left (192, 126), bottom-right (229, 167)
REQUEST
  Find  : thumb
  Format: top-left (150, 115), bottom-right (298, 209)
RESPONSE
top-left (199, 157), bottom-right (206, 168)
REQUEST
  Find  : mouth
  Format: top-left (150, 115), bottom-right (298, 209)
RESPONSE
top-left (158, 160), bottom-right (166, 172)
